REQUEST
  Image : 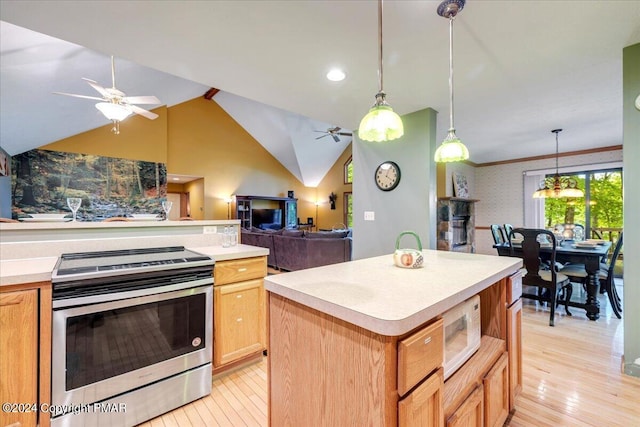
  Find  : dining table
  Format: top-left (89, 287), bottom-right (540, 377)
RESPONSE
top-left (494, 240), bottom-right (612, 320)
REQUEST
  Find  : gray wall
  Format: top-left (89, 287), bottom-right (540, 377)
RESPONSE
top-left (623, 43), bottom-right (639, 377)
top-left (352, 108), bottom-right (438, 259)
top-left (0, 147), bottom-right (11, 219)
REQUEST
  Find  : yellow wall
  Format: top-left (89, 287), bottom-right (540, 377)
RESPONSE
top-left (41, 107), bottom-right (168, 163)
top-left (43, 96), bottom-right (337, 221)
top-left (315, 144), bottom-right (353, 230)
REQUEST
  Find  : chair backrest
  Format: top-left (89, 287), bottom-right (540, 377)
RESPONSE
top-left (503, 224), bottom-right (514, 239)
top-left (490, 224), bottom-right (506, 245)
top-left (605, 232), bottom-right (623, 279)
top-left (510, 228), bottom-right (559, 287)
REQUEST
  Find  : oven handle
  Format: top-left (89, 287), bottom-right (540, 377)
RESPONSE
top-left (52, 277), bottom-right (213, 309)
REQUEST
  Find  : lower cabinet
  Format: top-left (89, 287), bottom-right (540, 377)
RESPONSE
top-left (506, 270), bottom-right (523, 411)
top-left (399, 368), bottom-right (444, 427)
top-left (446, 385), bottom-right (484, 427)
top-left (214, 279), bottom-right (265, 366)
top-left (0, 289), bottom-right (38, 427)
top-left (213, 256), bottom-right (267, 370)
top-left (483, 352), bottom-right (509, 427)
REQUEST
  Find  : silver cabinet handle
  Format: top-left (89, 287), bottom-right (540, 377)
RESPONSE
top-left (238, 267), bottom-right (247, 272)
top-left (424, 337), bottom-right (432, 345)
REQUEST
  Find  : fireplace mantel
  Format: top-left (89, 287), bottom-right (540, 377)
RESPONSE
top-left (437, 198), bottom-right (478, 253)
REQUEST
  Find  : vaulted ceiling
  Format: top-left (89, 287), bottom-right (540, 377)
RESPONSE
top-left (1, 1), bottom-right (639, 185)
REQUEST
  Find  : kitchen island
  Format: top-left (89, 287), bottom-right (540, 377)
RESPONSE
top-left (265, 250), bottom-right (522, 426)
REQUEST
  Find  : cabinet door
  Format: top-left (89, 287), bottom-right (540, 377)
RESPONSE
top-left (446, 385), bottom-right (483, 427)
top-left (398, 368), bottom-right (444, 427)
top-left (214, 279), bottom-right (265, 367)
top-left (0, 289), bottom-right (38, 427)
top-left (483, 352), bottom-right (509, 427)
top-left (507, 298), bottom-right (522, 411)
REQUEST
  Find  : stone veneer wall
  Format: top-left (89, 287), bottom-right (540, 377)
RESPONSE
top-left (437, 198), bottom-right (477, 253)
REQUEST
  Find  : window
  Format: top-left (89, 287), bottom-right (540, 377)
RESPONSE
top-left (344, 156), bottom-right (353, 184)
top-left (544, 168), bottom-right (623, 241)
top-left (344, 192), bottom-right (353, 228)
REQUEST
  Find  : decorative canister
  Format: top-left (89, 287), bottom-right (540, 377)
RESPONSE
top-left (393, 231), bottom-right (424, 269)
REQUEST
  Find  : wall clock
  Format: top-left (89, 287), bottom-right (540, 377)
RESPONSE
top-left (374, 161), bottom-right (401, 191)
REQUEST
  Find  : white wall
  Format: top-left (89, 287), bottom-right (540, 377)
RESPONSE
top-left (622, 43), bottom-right (639, 377)
top-left (352, 108), bottom-right (438, 259)
top-left (473, 149), bottom-right (623, 255)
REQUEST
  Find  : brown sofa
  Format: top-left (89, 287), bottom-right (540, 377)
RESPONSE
top-left (240, 228), bottom-right (352, 271)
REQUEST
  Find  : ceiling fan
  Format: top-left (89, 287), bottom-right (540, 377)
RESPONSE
top-left (53, 55), bottom-right (161, 134)
top-left (314, 126), bottom-right (352, 142)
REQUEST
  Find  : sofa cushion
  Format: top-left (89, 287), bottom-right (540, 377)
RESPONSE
top-left (282, 229), bottom-right (304, 237)
top-left (305, 230), bottom-right (349, 239)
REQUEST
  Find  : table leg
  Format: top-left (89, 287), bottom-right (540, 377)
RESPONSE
top-left (584, 259), bottom-right (601, 321)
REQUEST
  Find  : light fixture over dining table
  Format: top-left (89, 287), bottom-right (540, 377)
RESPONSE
top-left (532, 129), bottom-right (585, 199)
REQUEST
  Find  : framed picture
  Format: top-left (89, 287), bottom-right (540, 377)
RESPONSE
top-left (307, 217), bottom-right (314, 225)
top-left (453, 172), bottom-right (469, 198)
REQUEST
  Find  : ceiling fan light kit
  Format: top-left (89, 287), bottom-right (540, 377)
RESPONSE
top-left (54, 55), bottom-right (160, 135)
top-left (358, 0), bottom-right (404, 143)
top-left (95, 102), bottom-right (133, 122)
top-left (434, 0), bottom-right (469, 163)
top-left (532, 129), bottom-right (585, 199)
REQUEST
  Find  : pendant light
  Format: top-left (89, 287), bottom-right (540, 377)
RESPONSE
top-left (434, 0), bottom-right (469, 163)
top-left (358, 0), bottom-right (404, 142)
top-left (532, 129), bottom-right (584, 198)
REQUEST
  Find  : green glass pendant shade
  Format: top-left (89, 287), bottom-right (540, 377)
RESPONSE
top-left (358, 103), bottom-right (404, 142)
top-left (434, 130), bottom-right (469, 162)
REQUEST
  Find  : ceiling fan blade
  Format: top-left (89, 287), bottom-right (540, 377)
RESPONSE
top-left (315, 134), bottom-right (328, 140)
top-left (337, 132), bottom-right (353, 137)
top-left (123, 95), bottom-right (161, 105)
top-left (332, 134), bottom-right (340, 142)
top-left (129, 104), bottom-right (159, 120)
top-left (82, 78), bottom-right (111, 98)
top-left (53, 91), bottom-right (105, 101)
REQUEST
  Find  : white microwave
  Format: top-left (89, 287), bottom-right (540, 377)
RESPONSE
top-left (442, 294), bottom-right (481, 380)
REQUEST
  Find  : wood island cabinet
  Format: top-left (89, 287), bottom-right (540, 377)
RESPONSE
top-left (213, 256), bottom-right (267, 372)
top-left (269, 272), bottom-right (521, 427)
top-left (506, 271), bottom-right (523, 411)
top-left (0, 289), bottom-right (38, 427)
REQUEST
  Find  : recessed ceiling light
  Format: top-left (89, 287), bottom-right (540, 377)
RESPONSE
top-left (326, 69), bottom-right (346, 82)
top-left (172, 177), bottom-right (180, 181)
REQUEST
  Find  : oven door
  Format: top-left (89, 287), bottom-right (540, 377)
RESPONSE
top-left (51, 284), bottom-right (212, 408)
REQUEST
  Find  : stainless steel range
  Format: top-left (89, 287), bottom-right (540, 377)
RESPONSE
top-left (50, 246), bottom-right (214, 427)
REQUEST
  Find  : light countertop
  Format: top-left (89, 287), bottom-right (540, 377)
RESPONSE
top-left (265, 250), bottom-right (522, 336)
top-left (0, 244), bottom-right (268, 287)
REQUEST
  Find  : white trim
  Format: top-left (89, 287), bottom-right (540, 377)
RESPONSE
top-left (523, 161), bottom-right (623, 176)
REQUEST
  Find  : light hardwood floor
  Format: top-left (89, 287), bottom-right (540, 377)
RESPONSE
top-left (141, 283), bottom-right (640, 426)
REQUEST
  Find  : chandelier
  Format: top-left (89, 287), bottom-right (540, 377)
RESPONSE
top-left (358, 0), bottom-right (404, 142)
top-left (532, 129), bottom-right (584, 198)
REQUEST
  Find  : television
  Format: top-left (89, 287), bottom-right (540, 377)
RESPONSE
top-left (252, 209), bottom-right (283, 230)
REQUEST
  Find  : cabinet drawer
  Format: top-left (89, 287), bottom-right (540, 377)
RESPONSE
top-left (507, 270), bottom-right (522, 305)
top-left (215, 257), bottom-right (267, 285)
top-left (398, 318), bottom-right (444, 396)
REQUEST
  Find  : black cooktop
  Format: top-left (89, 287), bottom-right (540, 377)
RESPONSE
top-left (52, 246), bottom-right (214, 281)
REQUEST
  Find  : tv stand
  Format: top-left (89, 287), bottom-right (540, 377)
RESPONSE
top-left (235, 195), bottom-right (297, 230)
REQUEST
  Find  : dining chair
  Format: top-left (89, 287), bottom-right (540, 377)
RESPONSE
top-left (490, 224), bottom-right (506, 245)
top-left (509, 228), bottom-right (572, 326)
top-left (503, 224), bottom-right (514, 240)
top-left (561, 232), bottom-right (623, 319)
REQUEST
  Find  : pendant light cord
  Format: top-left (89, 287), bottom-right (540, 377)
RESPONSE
top-left (448, 16), bottom-right (455, 131)
top-left (378, 0), bottom-right (384, 93)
